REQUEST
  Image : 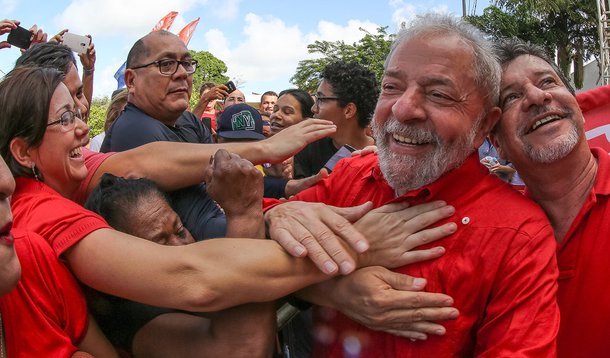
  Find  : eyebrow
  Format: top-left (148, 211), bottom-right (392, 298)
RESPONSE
top-left (383, 69), bottom-right (454, 86)
top-left (55, 103), bottom-right (73, 116)
top-left (500, 69), bottom-right (556, 94)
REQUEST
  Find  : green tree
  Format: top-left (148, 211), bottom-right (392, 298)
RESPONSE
top-left (465, 0), bottom-right (599, 88)
top-left (291, 27), bottom-right (394, 93)
top-left (87, 96), bottom-right (110, 137)
top-left (189, 50), bottom-right (230, 108)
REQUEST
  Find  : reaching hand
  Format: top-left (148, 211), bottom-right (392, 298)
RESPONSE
top-left (49, 28), bottom-right (68, 43)
top-left (79, 35), bottom-right (96, 71)
top-left (28, 24), bottom-right (47, 46)
top-left (284, 168), bottom-right (329, 198)
top-left (0, 19), bottom-right (19, 49)
top-left (315, 266), bottom-right (459, 340)
top-left (204, 149), bottom-right (263, 217)
top-left (262, 119), bottom-right (336, 164)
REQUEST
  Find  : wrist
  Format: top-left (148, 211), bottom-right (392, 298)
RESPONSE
top-left (83, 67), bottom-right (94, 75)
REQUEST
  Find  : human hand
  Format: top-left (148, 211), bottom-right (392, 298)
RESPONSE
top-left (351, 145), bottom-right (377, 157)
top-left (355, 201), bottom-right (457, 269)
top-left (79, 35), bottom-right (96, 71)
top-left (28, 24), bottom-right (47, 46)
top-left (0, 19), bottom-right (19, 49)
top-left (284, 168), bottom-right (328, 198)
top-left (316, 266), bottom-right (459, 340)
top-left (262, 119), bottom-right (336, 164)
top-left (202, 85), bottom-right (229, 102)
top-left (49, 28), bottom-right (68, 43)
top-left (265, 200), bottom-right (373, 275)
top-left (263, 158), bottom-right (292, 179)
top-left (204, 149), bottom-right (263, 217)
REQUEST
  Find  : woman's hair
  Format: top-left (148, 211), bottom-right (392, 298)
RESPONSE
top-left (0, 66), bottom-right (65, 178)
top-left (104, 89), bottom-right (129, 131)
top-left (85, 173), bottom-right (171, 232)
top-left (278, 88), bottom-right (314, 118)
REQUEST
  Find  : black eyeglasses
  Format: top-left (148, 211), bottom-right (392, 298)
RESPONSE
top-left (46, 108), bottom-right (83, 132)
top-left (130, 59), bottom-right (198, 76)
top-left (315, 95), bottom-right (340, 110)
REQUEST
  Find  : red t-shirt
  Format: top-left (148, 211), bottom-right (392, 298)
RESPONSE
top-left (269, 153), bottom-right (559, 357)
top-left (11, 177), bottom-right (110, 256)
top-left (555, 147), bottom-right (610, 357)
top-left (0, 229), bottom-right (88, 357)
top-left (72, 148), bottom-right (115, 205)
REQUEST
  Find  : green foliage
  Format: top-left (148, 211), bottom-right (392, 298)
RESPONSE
top-left (189, 50), bottom-right (230, 108)
top-left (87, 97), bottom-right (110, 137)
top-left (291, 27), bottom-right (394, 93)
top-left (465, 0), bottom-right (599, 88)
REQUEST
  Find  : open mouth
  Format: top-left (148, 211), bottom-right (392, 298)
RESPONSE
top-left (526, 114), bottom-right (563, 134)
top-left (69, 146), bottom-right (83, 159)
top-left (392, 133), bottom-right (430, 145)
top-left (0, 222), bottom-right (14, 246)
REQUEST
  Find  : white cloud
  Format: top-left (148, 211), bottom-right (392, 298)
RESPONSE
top-left (53, 0), bottom-right (209, 37)
top-left (208, 0), bottom-right (242, 21)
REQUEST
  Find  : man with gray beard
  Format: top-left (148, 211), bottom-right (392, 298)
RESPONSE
top-left (264, 14), bottom-right (559, 356)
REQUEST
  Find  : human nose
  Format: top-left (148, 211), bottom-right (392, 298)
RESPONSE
top-left (172, 62), bottom-right (189, 79)
top-left (74, 96), bottom-right (89, 120)
top-left (392, 88), bottom-right (426, 123)
top-left (0, 158), bottom-right (15, 202)
top-left (75, 115), bottom-right (90, 138)
top-left (521, 83), bottom-right (552, 110)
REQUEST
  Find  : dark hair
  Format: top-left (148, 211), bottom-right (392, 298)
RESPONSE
top-left (278, 89), bottom-right (314, 118)
top-left (494, 37), bottom-right (575, 96)
top-left (0, 67), bottom-right (65, 178)
top-left (260, 90), bottom-right (278, 103)
top-left (15, 42), bottom-right (77, 74)
top-left (85, 173), bottom-right (171, 231)
top-left (104, 89), bottom-right (129, 131)
top-left (199, 81), bottom-right (217, 96)
top-left (126, 30), bottom-right (174, 68)
top-left (320, 61), bottom-right (378, 128)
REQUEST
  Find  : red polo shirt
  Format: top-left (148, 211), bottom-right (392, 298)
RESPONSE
top-left (555, 147), bottom-right (610, 357)
top-left (277, 153), bottom-right (559, 357)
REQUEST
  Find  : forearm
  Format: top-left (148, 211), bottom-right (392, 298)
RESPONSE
top-left (82, 71), bottom-right (94, 111)
top-left (191, 98), bottom-right (210, 119)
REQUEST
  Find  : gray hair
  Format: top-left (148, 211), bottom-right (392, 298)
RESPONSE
top-left (385, 13), bottom-right (500, 109)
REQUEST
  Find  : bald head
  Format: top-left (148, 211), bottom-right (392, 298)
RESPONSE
top-left (224, 89), bottom-right (245, 109)
top-left (127, 30), bottom-right (178, 69)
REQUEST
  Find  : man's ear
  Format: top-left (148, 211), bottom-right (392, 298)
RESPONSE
top-left (474, 106), bottom-right (501, 148)
top-left (124, 69), bottom-right (136, 89)
top-left (489, 132), bottom-right (506, 160)
top-left (9, 137), bottom-right (34, 168)
top-left (344, 102), bottom-right (357, 120)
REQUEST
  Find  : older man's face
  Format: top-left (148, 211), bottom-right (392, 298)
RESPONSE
top-left (224, 89), bottom-right (245, 109)
top-left (128, 33), bottom-right (193, 123)
top-left (372, 34), bottom-right (495, 193)
top-left (492, 54), bottom-right (584, 166)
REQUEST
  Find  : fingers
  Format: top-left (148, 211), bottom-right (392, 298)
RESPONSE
top-left (50, 28), bottom-right (69, 43)
top-left (0, 41), bottom-right (10, 49)
top-left (331, 201), bottom-right (373, 222)
top-left (351, 145), bottom-right (378, 157)
top-left (396, 246), bottom-right (446, 266)
top-left (0, 19), bottom-right (18, 35)
top-left (404, 221), bottom-right (457, 249)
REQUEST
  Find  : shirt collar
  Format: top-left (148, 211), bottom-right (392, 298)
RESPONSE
top-left (367, 152), bottom-right (488, 204)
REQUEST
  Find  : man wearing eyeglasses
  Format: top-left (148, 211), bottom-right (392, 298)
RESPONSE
top-left (100, 30), bottom-right (226, 241)
top-left (293, 61), bottom-right (377, 178)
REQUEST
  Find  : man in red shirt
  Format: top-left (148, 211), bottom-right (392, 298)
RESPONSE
top-left (491, 38), bottom-right (610, 358)
top-left (265, 14), bottom-right (559, 357)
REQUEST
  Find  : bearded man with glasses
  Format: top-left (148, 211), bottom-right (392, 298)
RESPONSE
top-left (100, 30), bottom-right (227, 241)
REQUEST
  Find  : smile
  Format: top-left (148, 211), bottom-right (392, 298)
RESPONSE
top-left (392, 133), bottom-right (428, 145)
top-left (528, 115), bottom-right (562, 133)
top-left (69, 146), bottom-right (83, 158)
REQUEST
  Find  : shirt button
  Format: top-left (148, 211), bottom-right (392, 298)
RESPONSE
top-left (461, 216), bottom-right (470, 225)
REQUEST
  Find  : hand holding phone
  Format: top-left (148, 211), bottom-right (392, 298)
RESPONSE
top-left (6, 25), bottom-right (32, 49)
top-left (225, 80), bottom-right (237, 93)
top-left (63, 32), bottom-right (91, 54)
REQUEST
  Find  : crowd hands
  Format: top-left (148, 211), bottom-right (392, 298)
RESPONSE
top-left (0, 11), bottom-right (585, 358)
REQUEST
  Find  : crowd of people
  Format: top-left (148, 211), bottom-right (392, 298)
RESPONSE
top-left (0, 11), bottom-right (608, 358)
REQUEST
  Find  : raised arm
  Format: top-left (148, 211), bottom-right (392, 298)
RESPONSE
top-left (87, 118), bottom-right (337, 195)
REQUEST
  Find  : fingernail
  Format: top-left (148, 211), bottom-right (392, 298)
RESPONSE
top-left (323, 261), bottom-right (338, 274)
top-left (355, 240), bottom-right (369, 253)
top-left (435, 328), bottom-right (446, 335)
top-left (340, 261), bottom-right (354, 274)
top-left (413, 278), bottom-right (426, 288)
top-left (449, 309), bottom-right (459, 319)
top-left (294, 245), bottom-right (306, 256)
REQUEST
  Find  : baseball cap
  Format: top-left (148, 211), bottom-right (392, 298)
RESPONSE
top-left (217, 103), bottom-right (266, 140)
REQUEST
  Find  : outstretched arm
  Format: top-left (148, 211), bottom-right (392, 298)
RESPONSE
top-left (87, 118), bottom-right (337, 196)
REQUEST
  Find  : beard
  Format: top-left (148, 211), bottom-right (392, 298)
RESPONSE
top-left (372, 116), bottom-right (481, 194)
top-left (516, 106), bottom-right (581, 164)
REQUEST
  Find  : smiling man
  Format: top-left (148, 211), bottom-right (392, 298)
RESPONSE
top-left (490, 38), bottom-right (610, 358)
top-left (265, 14), bottom-right (559, 356)
top-left (100, 30), bottom-right (226, 240)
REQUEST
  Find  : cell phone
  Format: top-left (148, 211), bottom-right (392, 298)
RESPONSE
top-left (63, 33), bottom-right (91, 54)
top-left (224, 81), bottom-right (237, 93)
top-left (7, 26), bottom-right (32, 49)
top-left (324, 144), bottom-right (356, 172)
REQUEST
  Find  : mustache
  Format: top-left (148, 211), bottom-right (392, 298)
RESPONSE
top-left (518, 105), bottom-right (572, 136)
top-left (376, 117), bottom-right (441, 145)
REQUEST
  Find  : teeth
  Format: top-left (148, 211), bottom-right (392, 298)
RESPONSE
top-left (392, 133), bottom-right (426, 145)
top-left (532, 115), bottom-right (560, 131)
top-left (69, 146), bottom-right (82, 158)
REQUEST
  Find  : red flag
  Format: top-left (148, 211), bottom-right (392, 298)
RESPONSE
top-left (152, 11), bottom-right (178, 32)
top-left (577, 84), bottom-right (610, 153)
top-left (178, 18), bottom-right (200, 46)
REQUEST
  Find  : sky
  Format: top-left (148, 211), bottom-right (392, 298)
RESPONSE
top-left (0, 0), bottom-right (489, 102)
